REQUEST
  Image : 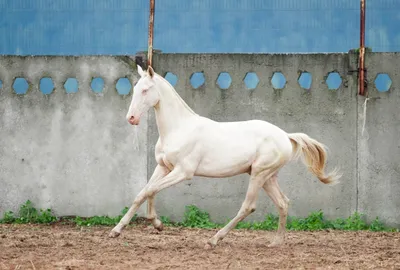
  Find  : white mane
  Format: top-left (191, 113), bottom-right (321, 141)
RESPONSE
top-left (153, 73), bottom-right (198, 116)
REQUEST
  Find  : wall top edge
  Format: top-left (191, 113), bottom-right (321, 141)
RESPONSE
top-left (0, 52), bottom-right (398, 58)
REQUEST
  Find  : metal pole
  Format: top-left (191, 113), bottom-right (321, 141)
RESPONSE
top-left (359, 0), bottom-right (366, 95)
top-left (147, 0), bottom-right (155, 68)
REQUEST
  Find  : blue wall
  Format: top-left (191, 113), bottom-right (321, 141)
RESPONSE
top-left (0, 0), bottom-right (399, 55)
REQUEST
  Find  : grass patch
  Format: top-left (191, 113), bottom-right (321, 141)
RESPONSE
top-left (1, 201), bottom-right (397, 232)
top-left (0, 200), bottom-right (134, 227)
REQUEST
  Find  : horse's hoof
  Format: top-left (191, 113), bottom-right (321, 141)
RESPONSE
top-left (154, 220), bottom-right (164, 232)
top-left (204, 243), bottom-right (215, 250)
top-left (204, 238), bottom-right (218, 250)
top-left (268, 239), bottom-right (283, 248)
top-left (155, 223), bottom-right (164, 232)
top-left (109, 230), bottom-right (120, 238)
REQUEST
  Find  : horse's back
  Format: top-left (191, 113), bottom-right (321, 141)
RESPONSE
top-left (201, 118), bottom-right (289, 141)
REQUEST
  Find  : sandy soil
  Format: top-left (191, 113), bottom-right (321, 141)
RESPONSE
top-left (1, 223), bottom-right (400, 269)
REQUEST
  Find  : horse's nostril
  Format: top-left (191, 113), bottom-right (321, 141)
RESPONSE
top-left (128, 116), bottom-right (135, 123)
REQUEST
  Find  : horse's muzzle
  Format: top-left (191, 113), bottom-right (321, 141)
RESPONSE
top-left (128, 116), bottom-right (139, 125)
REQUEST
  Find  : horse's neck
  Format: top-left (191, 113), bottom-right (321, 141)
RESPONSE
top-left (153, 75), bottom-right (197, 140)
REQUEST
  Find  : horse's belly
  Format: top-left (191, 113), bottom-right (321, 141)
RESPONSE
top-left (194, 147), bottom-right (256, 178)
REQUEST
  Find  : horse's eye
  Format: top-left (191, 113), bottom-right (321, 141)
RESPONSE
top-left (142, 89), bottom-right (148, 94)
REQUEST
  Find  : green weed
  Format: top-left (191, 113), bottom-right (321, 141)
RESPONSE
top-left (0, 200), bottom-right (58, 224)
top-left (72, 207), bottom-right (134, 226)
top-left (179, 205), bottom-right (219, 228)
top-left (160, 215), bottom-right (174, 226)
top-left (1, 201), bottom-right (397, 232)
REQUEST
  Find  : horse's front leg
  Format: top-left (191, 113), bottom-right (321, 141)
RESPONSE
top-left (109, 165), bottom-right (189, 238)
top-left (109, 165), bottom-right (169, 238)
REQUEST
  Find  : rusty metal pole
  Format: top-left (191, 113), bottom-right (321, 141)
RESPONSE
top-left (359, 0), bottom-right (366, 95)
top-left (147, 0), bottom-right (155, 68)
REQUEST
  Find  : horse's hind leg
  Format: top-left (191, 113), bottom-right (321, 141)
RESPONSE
top-left (147, 195), bottom-right (163, 231)
top-left (205, 171), bottom-right (266, 249)
top-left (146, 165), bottom-right (170, 231)
top-left (263, 174), bottom-right (290, 247)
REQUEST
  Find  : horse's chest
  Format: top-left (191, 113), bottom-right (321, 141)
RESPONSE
top-left (155, 152), bottom-right (174, 171)
top-left (155, 143), bottom-right (183, 171)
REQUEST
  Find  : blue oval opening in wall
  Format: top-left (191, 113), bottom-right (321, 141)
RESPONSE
top-left (91, 77), bottom-right (105, 93)
top-left (64, 78), bottom-right (79, 93)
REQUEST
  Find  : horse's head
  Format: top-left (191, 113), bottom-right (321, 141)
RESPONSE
top-left (126, 65), bottom-right (160, 125)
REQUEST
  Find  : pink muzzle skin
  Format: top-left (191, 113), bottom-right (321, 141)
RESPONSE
top-left (128, 116), bottom-right (140, 125)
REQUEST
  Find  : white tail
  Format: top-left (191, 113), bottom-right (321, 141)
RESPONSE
top-left (288, 133), bottom-right (341, 185)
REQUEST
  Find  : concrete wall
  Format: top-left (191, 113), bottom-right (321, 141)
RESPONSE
top-left (0, 56), bottom-right (148, 217)
top-left (0, 53), bottom-right (398, 227)
top-left (357, 53), bottom-right (400, 226)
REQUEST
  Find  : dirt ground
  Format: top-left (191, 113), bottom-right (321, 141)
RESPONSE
top-left (1, 223), bottom-right (400, 270)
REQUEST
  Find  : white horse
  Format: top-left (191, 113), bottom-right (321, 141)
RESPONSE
top-left (109, 65), bottom-right (341, 248)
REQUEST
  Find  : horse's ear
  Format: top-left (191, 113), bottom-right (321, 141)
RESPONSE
top-left (148, 66), bottom-right (155, 78)
top-left (137, 65), bottom-right (145, 77)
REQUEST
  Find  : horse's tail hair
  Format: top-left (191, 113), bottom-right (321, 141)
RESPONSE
top-left (288, 133), bottom-right (341, 185)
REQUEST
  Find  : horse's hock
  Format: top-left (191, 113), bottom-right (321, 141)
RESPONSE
top-left (0, 52), bottom-right (399, 227)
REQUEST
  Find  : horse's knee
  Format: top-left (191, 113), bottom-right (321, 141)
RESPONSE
top-left (144, 189), bottom-right (156, 199)
top-left (240, 204), bottom-right (256, 215)
top-left (277, 199), bottom-right (288, 213)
